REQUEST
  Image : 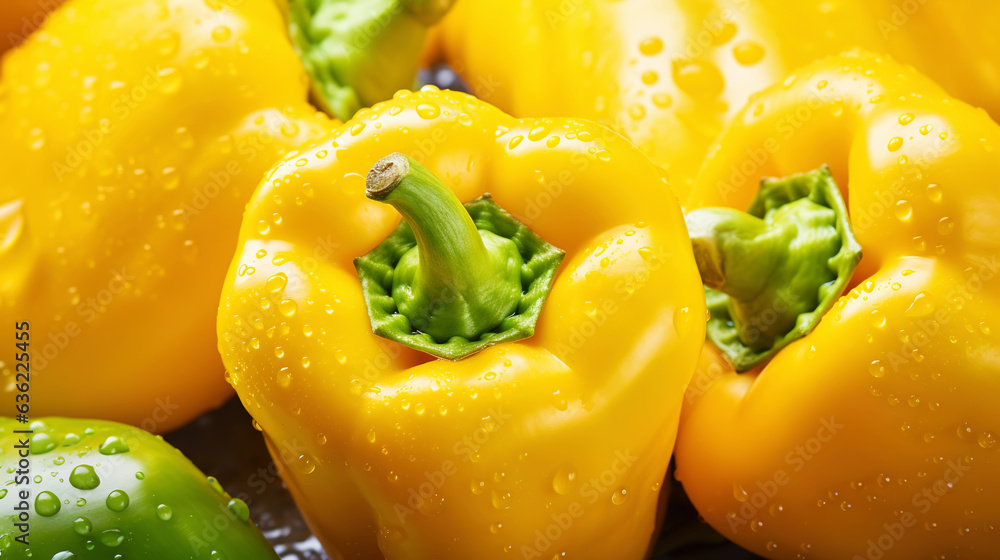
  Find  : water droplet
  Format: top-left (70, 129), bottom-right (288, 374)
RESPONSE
top-left (926, 184), bottom-right (942, 203)
top-left (276, 367), bottom-right (291, 387)
top-left (157, 504), bottom-right (173, 521)
top-left (637, 246), bottom-right (656, 263)
top-left (869, 360), bottom-right (886, 378)
top-left (211, 25), bottom-right (232, 42)
top-left (227, 499), bottom-right (250, 522)
top-left (70, 465), bottom-right (101, 490)
top-left (296, 454), bottom-right (317, 474)
top-left (508, 135), bottom-right (523, 150)
top-left (30, 433), bottom-right (56, 455)
top-left (73, 516), bottom-right (92, 535)
top-left (158, 67), bottom-right (182, 94)
top-left (871, 309), bottom-right (887, 328)
top-left (611, 487), bottom-right (629, 505)
top-left (416, 103), bottom-right (440, 119)
top-left (100, 529), bottom-right (124, 548)
top-left (652, 93), bottom-right (673, 108)
top-left (733, 41), bottom-right (765, 65)
top-left (979, 432), bottom-right (997, 449)
top-left (641, 70), bottom-right (659, 85)
top-left (711, 21), bottom-right (737, 45)
top-left (469, 479), bottom-right (485, 495)
top-left (491, 489), bottom-right (510, 510)
top-left (888, 137), bottom-right (903, 152)
top-left (919, 124), bottom-right (933, 135)
top-left (638, 37), bottom-right (663, 56)
top-left (278, 299), bottom-right (297, 317)
top-left (904, 293), bottom-right (934, 318)
top-left (895, 200), bottom-right (912, 221)
top-left (552, 466), bottom-right (577, 495)
top-left (99, 436), bottom-right (130, 455)
top-left (280, 121), bottom-right (300, 137)
top-left (673, 306), bottom-right (694, 336)
top-left (673, 59), bottom-right (724, 99)
top-left (898, 113), bottom-right (915, 126)
top-left (35, 491), bottom-right (61, 516)
top-left (266, 272), bottom-right (288, 293)
top-left (937, 216), bottom-right (954, 235)
top-left (106, 490), bottom-right (130, 512)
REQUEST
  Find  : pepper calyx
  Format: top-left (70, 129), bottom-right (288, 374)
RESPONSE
top-left (287, 0), bottom-right (455, 121)
top-left (686, 165), bottom-right (862, 372)
top-left (355, 154), bottom-right (564, 360)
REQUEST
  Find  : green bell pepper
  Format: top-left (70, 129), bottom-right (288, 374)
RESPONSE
top-left (0, 417), bottom-right (277, 559)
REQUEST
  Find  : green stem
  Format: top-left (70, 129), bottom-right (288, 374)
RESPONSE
top-left (288, 0), bottom-right (455, 121)
top-left (686, 206), bottom-right (808, 351)
top-left (686, 166), bottom-right (862, 371)
top-left (366, 153), bottom-right (523, 343)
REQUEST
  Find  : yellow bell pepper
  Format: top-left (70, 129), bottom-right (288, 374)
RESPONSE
top-left (0, 0), bottom-right (448, 431)
top-left (217, 87), bottom-right (706, 559)
top-left (675, 50), bottom-right (1000, 559)
top-left (429, 0), bottom-right (1000, 201)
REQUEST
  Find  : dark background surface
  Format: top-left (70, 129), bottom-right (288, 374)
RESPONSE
top-left (166, 397), bottom-right (763, 560)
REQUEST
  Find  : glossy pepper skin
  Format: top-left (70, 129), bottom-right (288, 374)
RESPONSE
top-left (429, 0), bottom-right (1000, 200)
top-left (675, 51), bottom-right (1000, 559)
top-left (0, 417), bottom-right (276, 559)
top-left (0, 0), bottom-right (448, 431)
top-left (217, 87), bottom-right (705, 559)
top-left (0, 0), bottom-right (335, 431)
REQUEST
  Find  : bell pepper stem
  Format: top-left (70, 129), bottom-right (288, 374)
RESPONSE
top-left (686, 166), bottom-right (861, 370)
top-left (686, 208), bottom-right (779, 299)
top-left (686, 206), bottom-right (800, 349)
top-left (366, 153), bottom-right (523, 343)
top-left (288, 0), bottom-right (455, 121)
top-left (366, 153), bottom-right (493, 289)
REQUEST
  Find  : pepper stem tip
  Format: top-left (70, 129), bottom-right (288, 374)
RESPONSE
top-left (367, 153), bottom-right (409, 201)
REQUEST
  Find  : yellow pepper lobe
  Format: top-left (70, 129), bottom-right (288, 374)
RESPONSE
top-left (676, 51), bottom-right (1000, 559)
top-left (429, 0), bottom-right (1000, 201)
top-left (0, 0), bottom-right (340, 430)
top-left (217, 88), bottom-right (706, 559)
